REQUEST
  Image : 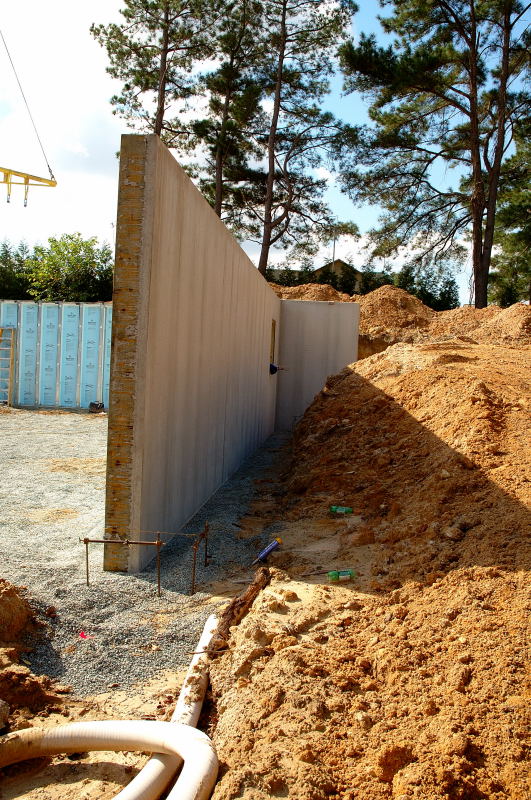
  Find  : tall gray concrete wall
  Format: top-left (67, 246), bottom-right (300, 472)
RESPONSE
top-left (275, 300), bottom-right (359, 430)
top-left (104, 135), bottom-right (280, 572)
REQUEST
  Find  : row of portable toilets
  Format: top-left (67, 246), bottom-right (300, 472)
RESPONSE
top-left (0, 301), bottom-right (112, 410)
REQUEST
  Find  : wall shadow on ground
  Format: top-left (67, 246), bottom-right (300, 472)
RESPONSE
top-left (281, 365), bottom-right (530, 590)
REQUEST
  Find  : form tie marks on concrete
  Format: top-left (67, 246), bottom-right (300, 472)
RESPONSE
top-left (105, 134), bottom-right (359, 573)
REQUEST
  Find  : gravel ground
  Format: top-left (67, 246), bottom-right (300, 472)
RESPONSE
top-left (0, 408), bottom-right (288, 696)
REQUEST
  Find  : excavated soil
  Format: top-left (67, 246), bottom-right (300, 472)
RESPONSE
top-left (0, 581), bottom-right (65, 729)
top-left (208, 335), bottom-right (530, 800)
top-left (269, 283), bottom-right (352, 302)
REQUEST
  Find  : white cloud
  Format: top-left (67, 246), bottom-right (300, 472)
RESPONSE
top-left (0, 1), bottom-right (124, 246)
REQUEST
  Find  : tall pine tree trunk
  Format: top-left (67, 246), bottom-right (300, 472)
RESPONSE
top-left (468, 2), bottom-right (488, 308)
top-left (478, 8), bottom-right (511, 308)
top-left (154, 3), bottom-right (170, 137)
top-left (214, 88), bottom-right (233, 217)
top-left (258, 0), bottom-right (287, 276)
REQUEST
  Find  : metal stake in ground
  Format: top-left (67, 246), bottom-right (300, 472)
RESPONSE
top-left (190, 522), bottom-right (210, 595)
top-left (80, 538), bottom-right (166, 597)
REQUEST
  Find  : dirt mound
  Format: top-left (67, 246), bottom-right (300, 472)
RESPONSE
top-left (286, 342), bottom-right (530, 572)
top-left (268, 282), bottom-right (352, 302)
top-left (0, 579), bottom-right (32, 642)
top-left (210, 567), bottom-right (529, 800)
top-left (354, 286), bottom-right (435, 358)
top-left (0, 581), bottom-right (64, 728)
top-left (209, 338), bottom-right (530, 799)
top-left (357, 285), bottom-right (434, 334)
top-left (428, 304), bottom-right (501, 339)
top-left (473, 303), bottom-right (531, 345)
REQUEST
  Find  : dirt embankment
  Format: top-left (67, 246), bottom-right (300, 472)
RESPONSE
top-left (269, 283), bottom-right (352, 302)
top-left (0, 580), bottom-right (66, 730)
top-left (209, 330), bottom-right (530, 799)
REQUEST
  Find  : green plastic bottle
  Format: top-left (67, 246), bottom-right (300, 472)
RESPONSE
top-left (329, 505), bottom-right (353, 515)
top-left (327, 569), bottom-right (356, 582)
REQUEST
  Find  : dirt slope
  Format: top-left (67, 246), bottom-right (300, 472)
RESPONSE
top-left (269, 283), bottom-right (352, 302)
top-left (0, 580), bottom-right (65, 730)
top-left (209, 335), bottom-right (530, 800)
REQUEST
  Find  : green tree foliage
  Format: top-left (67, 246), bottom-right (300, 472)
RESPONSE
top-left (190, 0), bottom-right (266, 218)
top-left (489, 119), bottom-right (531, 305)
top-left (339, 0), bottom-right (531, 308)
top-left (28, 234), bottom-right (114, 302)
top-left (336, 263), bottom-right (360, 295)
top-left (91, 0), bottom-right (213, 143)
top-left (315, 265), bottom-right (339, 289)
top-left (0, 241), bottom-right (33, 300)
top-left (395, 264), bottom-right (460, 310)
top-left (359, 263), bottom-right (394, 294)
top-left (265, 264), bottom-right (315, 285)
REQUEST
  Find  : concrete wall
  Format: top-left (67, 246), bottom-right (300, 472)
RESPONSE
top-left (104, 135), bottom-right (280, 572)
top-left (275, 300), bottom-right (359, 430)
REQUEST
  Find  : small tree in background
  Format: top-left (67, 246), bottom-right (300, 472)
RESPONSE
top-left (28, 234), bottom-right (114, 302)
top-left (315, 265), bottom-right (339, 290)
top-left (359, 263), bottom-right (394, 294)
top-left (394, 264), bottom-right (459, 310)
top-left (0, 241), bottom-right (33, 300)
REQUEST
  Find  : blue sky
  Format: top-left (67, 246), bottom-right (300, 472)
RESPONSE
top-left (0, 2), bottom-right (473, 299)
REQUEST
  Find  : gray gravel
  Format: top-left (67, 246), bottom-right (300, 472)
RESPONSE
top-left (0, 408), bottom-right (288, 696)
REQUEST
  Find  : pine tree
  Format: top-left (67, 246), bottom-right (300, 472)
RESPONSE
top-left (190, 0), bottom-right (266, 219)
top-left (252, 0), bottom-right (358, 274)
top-left (339, 0), bottom-right (530, 308)
top-left (91, 0), bottom-right (214, 145)
top-left (489, 118), bottom-right (531, 305)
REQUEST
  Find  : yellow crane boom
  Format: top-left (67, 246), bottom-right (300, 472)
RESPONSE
top-left (1, 166), bottom-right (57, 206)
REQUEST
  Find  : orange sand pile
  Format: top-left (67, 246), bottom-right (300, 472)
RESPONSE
top-left (209, 335), bottom-right (530, 800)
top-left (269, 282), bottom-right (352, 302)
top-left (0, 580), bottom-right (64, 730)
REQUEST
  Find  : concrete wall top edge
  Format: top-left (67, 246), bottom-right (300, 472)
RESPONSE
top-left (131, 134), bottom-right (278, 301)
top-left (281, 299), bottom-right (360, 306)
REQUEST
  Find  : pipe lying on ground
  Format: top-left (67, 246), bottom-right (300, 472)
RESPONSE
top-left (0, 614), bottom-right (220, 800)
top-left (113, 613), bottom-right (219, 800)
top-left (0, 720), bottom-right (217, 800)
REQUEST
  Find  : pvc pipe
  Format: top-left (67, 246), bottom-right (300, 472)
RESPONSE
top-left (114, 613), bottom-right (219, 800)
top-left (0, 720), bottom-right (217, 800)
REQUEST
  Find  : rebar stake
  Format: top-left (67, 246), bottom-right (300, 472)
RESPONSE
top-left (156, 534), bottom-right (162, 597)
top-left (80, 537), bottom-right (165, 596)
top-left (191, 537), bottom-right (199, 595)
top-left (204, 522), bottom-right (209, 567)
top-left (85, 539), bottom-right (89, 586)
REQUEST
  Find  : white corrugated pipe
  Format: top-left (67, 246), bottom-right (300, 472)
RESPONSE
top-left (113, 613), bottom-right (219, 800)
top-left (0, 614), bottom-right (220, 800)
top-left (0, 720), bottom-right (217, 800)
